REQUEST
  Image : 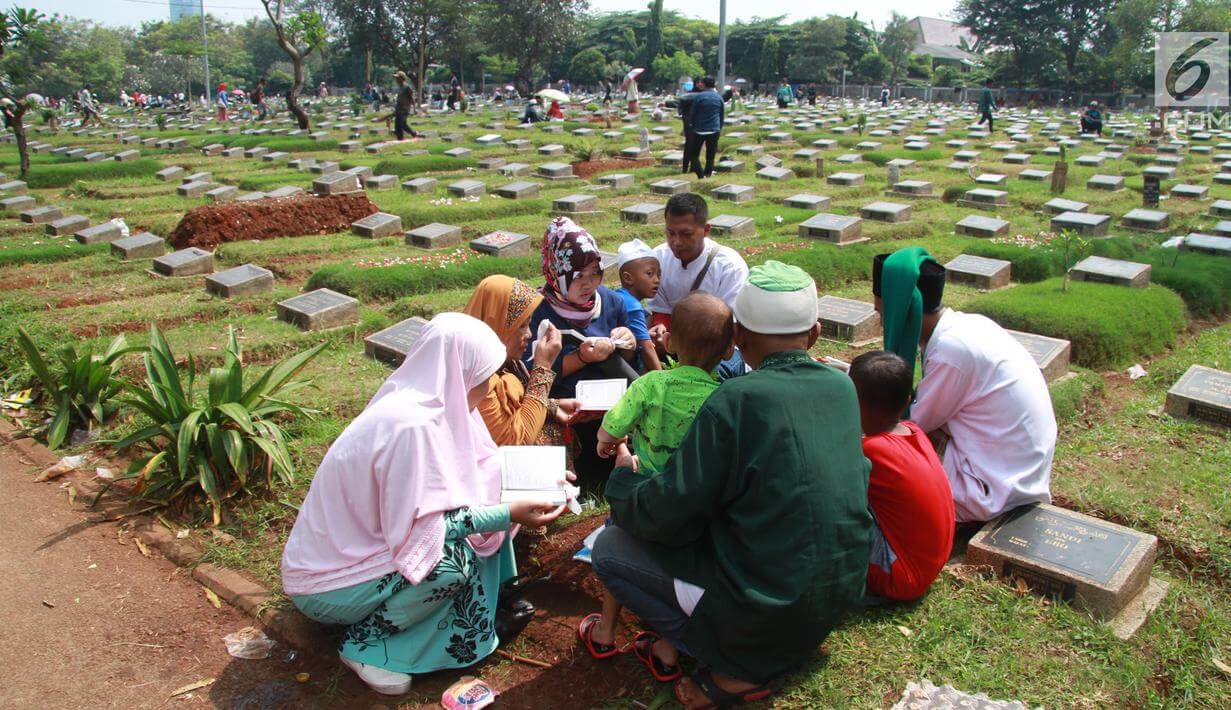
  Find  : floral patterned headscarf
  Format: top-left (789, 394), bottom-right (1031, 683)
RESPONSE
top-left (540, 217), bottom-right (601, 326)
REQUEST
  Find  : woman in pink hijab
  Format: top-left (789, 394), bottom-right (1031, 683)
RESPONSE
top-left (281, 313), bottom-right (565, 695)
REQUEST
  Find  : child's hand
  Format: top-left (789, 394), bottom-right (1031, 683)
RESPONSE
top-left (614, 443), bottom-right (638, 472)
top-left (555, 398), bottom-right (580, 424)
top-left (596, 439), bottom-right (618, 459)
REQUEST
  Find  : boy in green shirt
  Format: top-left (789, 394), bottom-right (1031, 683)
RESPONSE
top-left (580, 292), bottom-right (733, 658)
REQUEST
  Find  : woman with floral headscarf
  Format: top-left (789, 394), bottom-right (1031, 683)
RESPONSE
top-left (524, 218), bottom-right (638, 479)
top-left (463, 275), bottom-right (581, 445)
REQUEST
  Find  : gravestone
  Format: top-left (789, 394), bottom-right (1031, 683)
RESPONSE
top-left (110, 232), bottom-right (165, 260)
top-left (20, 206), bottom-right (64, 224)
top-left (406, 222), bottom-right (462, 249)
top-left (890, 180), bottom-right (933, 197)
top-left (620, 202), bottom-right (666, 224)
top-left (152, 247), bottom-right (214, 277)
top-left (494, 181), bottom-right (542, 200)
top-left (707, 214), bottom-right (756, 237)
top-left (1019, 168), bottom-right (1053, 181)
top-left (1043, 198), bottom-right (1088, 215)
top-left (756, 166), bottom-right (794, 181)
top-left (715, 159), bottom-right (745, 173)
top-left (1051, 161), bottom-right (1068, 194)
top-left (46, 215), bottom-right (89, 236)
top-left (967, 503), bottom-right (1162, 629)
top-left (1069, 255), bottom-right (1151, 287)
top-left (961, 188), bottom-right (1008, 208)
top-left (1164, 365), bottom-right (1231, 427)
top-left (205, 264), bottom-right (274, 298)
top-left (859, 201), bottom-right (912, 223)
top-left (1007, 329), bottom-right (1072, 383)
top-left (817, 296), bottom-right (880, 344)
top-left (1170, 184), bottom-right (1208, 200)
top-left (206, 185), bottom-right (239, 203)
top-left (1143, 175), bottom-right (1161, 208)
top-left (0, 179), bottom-right (28, 194)
top-left (537, 162), bottom-right (575, 180)
top-left (955, 214), bottom-right (1010, 238)
top-left (538, 144), bottom-right (565, 156)
top-left (1213, 223), bottom-right (1231, 238)
top-left (826, 172), bottom-right (864, 186)
top-left (974, 173), bottom-right (1007, 185)
top-left (114, 149), bottom-right (140, 162)
top-left (1180, 233), bottom-right (1231, 256)
top-left (402, 177), bottom-right (437, 194)
top-left (553, 194), bottom-right (599, 214)
top-left (1087, 174), bottom-right (1125, 192)
top-left (447, 179), bottom-right (485, 197)
top-left (498, 163), bottom-right (532, 177)
top-left (799, 213), bottom-right (865, 245)
top-left (309, 161), bottom-right (340, 175)
top-left (1208, 200), bottom-right (1231, 218)
top-left (598, 173), bottom-right (634, 189)
top-left (1121, 209), bottom-right (1170, 232)
top-left (712, 184), bottom-right (755, 203)
top-left (650, 178), bottom-right (690, 195)
top-left (266, 186), bottom-right (303, 199)
top-left (443, 147), bottom-right (471, 158)
top-left (365, 317), bottom-right (429, 366)
top-left (1143, 166), bottom-right (1175, 181)
top-left (945, 254), bottom-right (1012, 290)
top-left (277, 288), bottom-right (360, 331)
top-left (1051, 211), bottom-right (1110, 237)
top-left (471, 231), bottom-right (532, 257)
top-left (71, 221), bottom-right (122, 245)
top-left (313, 172), bottom-right (361, 196)
top-left (784, 194), bottom-right (830, 210)
top-left (364, 174), bottom-right (398, 191)
top-left (351, 212), bottom-right (403, 238)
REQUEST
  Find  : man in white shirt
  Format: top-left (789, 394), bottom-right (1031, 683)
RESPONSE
top-left (646, 193), bottom-right (748, 379)
top-left (873, 250), bottom-right (1056, 522)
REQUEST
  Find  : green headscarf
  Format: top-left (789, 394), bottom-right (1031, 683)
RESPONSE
top-left (880, 246), bottom-right (940, 371)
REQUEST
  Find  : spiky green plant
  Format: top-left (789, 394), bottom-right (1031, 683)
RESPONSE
top-left (112, 325), bottom-right (326, 524)
top-left (16, 329), bottom-right (142, 448)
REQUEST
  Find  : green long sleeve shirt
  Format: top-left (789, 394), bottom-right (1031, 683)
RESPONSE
top-left (605, 350), bottom-right (872, 683)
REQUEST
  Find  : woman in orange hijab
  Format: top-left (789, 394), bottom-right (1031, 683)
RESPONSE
top-left (463, 275), bottom-right (580, 445)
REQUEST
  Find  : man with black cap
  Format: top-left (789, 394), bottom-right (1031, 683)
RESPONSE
top-left (873, 247), bottom-right (1056, 523)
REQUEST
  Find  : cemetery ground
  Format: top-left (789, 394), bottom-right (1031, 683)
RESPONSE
top-left (1, 102), bottom-right (1229, 708)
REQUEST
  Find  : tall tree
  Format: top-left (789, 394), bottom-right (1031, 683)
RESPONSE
top-left (958, 0), bottom-right (1053, 88)
top-left (479, 0), bottom-right (588, 92)
top-left (1048, 0), bottom-right (1110, 91)
top-left (260, 0), bottom-right (327, 129)
top-left (0, 7), bottom-right (47, 176)
top-left (331, 0), bottom-right (471, 98)
top-left (878, 12), bottom-right (917, 84)
top-left (757, 33), bottom-right (781, 84)
top-left (639, 0), bottom-right (663, 71)
top-left (789, 16), bottom-right (848, 82)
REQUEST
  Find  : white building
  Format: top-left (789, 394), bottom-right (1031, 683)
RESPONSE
top-left (170, 0), bottom-right (203, 21)
top-left (906, 17), bottom-right (979, 68)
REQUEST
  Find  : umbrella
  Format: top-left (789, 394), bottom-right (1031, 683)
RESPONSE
top-left (619, 67), bottom-right (645, 90)
top-left (504, 85), bottom-right (515, 92)
top-left (231, 88), bottom-right (246, 96)
top-left (536, 88), bottom-right (570, 103)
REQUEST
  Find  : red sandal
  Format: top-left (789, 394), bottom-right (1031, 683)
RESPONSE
top-left (630, 631), bottom-right (682, 682)
top-left (577, 613), bottom-right (623, 660)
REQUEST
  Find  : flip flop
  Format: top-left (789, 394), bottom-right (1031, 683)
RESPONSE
top-left (673, 667), bottom-right (777, 708)
top-left (577, 613), bottom-right (622, 660)
top-left (630, 631), bottom-right (682, 682)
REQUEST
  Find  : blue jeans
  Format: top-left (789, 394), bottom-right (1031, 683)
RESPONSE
top-left (591, 525), bottom-right (692, 654)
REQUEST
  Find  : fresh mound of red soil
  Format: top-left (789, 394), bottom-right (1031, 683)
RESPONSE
top-left (168, 193), bottom-right (379, 249)
top-left (571, 158), bottom-right (654, 180)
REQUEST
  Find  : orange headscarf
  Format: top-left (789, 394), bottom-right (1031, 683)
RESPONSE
top-left (462, 275), bottom-right (543, 345)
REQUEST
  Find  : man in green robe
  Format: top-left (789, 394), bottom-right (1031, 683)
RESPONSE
top-left (591, 261), bottom-right (872, 707)
top-left (977, 79), bottom-right (996, 133)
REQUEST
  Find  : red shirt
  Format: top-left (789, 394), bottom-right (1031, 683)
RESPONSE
top-left (863, 420), bottom-right (955, 600)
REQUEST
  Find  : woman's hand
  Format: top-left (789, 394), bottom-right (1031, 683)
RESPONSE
top-left (554, 398), bottom-right (580, 424)
top-left (509, 500), bottom-right (567, 528)
top-left (579, 337), bottom-right (615, 363)
top-left (608, 327), bottom-right (635, 350)
top-left (533, 322), bottom-right (563, 369)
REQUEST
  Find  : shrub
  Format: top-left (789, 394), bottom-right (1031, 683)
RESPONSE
top-left (16, 330), bottom-right (143, 448)
top-left (1142, 249), bottom-right (1231, 318)
top-left (966, 278), bottom-right (1185, 369)
top-left (24, 159), bottom-right (165, 188)
top-left (307, 252), bottom-right (540, 301)
top-left (569, 137), bottom-right (606, 162)
top-left (964, 236), bottom-right (1138, 284)
top-left (112, 326), bottom-right (327, 524)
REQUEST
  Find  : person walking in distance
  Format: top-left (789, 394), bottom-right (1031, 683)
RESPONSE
top-left (977, 80), bottom-right (996, 133)
top-left (682, 77), bottom-right (724, 180)
top-left (391, 71), bottom-right (418, 141)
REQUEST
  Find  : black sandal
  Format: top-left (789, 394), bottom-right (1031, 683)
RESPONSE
top-left (674, 667), bottom-right (777, 708)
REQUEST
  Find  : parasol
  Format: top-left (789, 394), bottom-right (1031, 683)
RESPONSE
top-left (619, 67), bottom-right (645, 90)
top-left (536, 88), bottom-right (571, 103)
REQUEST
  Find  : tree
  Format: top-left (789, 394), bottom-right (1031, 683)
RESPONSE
top-left (854, 52), bottom-right (890, 82)
top-left (331, 0), bottom-right (471, 99)
top-left (260, 1), bottom-right (326, 129)
top-left (570, 47), bottom-right (607, 86)
top-left (789, 16), bottom-right (848, 82)
top-left (479, 0), bottom-right (588, 93)
top-left (878, 13), bottom-right (917, 84)
top-left (958, 0), bottom-right (1054, 88)
top-left (1048, 0), bottom-right (1111, 91)
top-left (0, 7), bottom-right (47, 176)
top-left (757, 33), bottom-right (781, 84)
top-left (639, 0), bottom-right (663, 70)
top-left (650, 50), bottom-right (703, 87)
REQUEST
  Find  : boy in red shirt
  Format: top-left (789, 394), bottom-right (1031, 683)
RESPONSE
top-left (849, 350), bottom-right (955, 601)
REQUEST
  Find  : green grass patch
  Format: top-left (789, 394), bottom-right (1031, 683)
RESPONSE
top-left (374, 154), bottom-right (478, 175)
top-left (0, 241), bottom-right (108, 268)
top-left (215, 135), bottom-right (336, 152)
top-left (1048, 367), bottom-right (1104, 425)
top-left (967, 278), bottom-right (1186, 369)
top-left (1143, 249), bottom-right (1231, 318)
top-left (862, 148), bottom-right (945, 165)
top-left (24, 159), bottom-right (165, 188)
top-left (306, 253), bottom-right (539, 301)
top-left (744, 241), bottom-right (872, 289)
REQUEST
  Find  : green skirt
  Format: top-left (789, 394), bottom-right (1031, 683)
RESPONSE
top-left (290, 508), bottom-right (517, 674)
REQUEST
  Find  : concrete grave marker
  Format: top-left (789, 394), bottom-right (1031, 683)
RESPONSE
top-left (470, 231), bottom-right (531, 257)
top-left (961, 188), bottom-right (1008, 208)
top-left (859, 201), bottom-right (912, 223)
top-left (712, 184), bottom-right (755, 203)
top-left (1087, 174), bottom-right (1125, 192)
top-left (955, 214), bottom-right (1010, 238)
top-left (406, 222), bottom-right (462, 248)
top-left (598, 173), bottom-right (634, 189)
top-left (1170, 184), bottom-right (1208, 200)
top-left (650, 178), bottom-right (690, 195)
top-left (0, 195), bottom-right (36, 213)
top-left (365, 317), bottom-right (429, 366)
top-left (277, 288), bottom-right (360, 331)
top-left (826, 172), bottom-right (865, 186)
top-left (1164, 365), bottom-right (1231, 427)
top-left (20, 206), bottom-right (64, 224)
top-left (402, 177), bottom-right (437, 194)
top-left (494, 181), bottom-right (542, 200)
top-left (364, 174), bottom-right (399, 191)
top-left (1043, 198), bottom-right (1088, 215)
top-left (1121, 209), bottom-right (1170, 232)
top-left (756, 166), bottom-right (794, 181)
top-left (152, 247), bottom-right (214, 277)
top-left (206, 185), bottom-right (239, 203)
top-left (46, 215), bottom-right (89, 236)
top-left (351, 212), bottom-right (403, 238)
top-left (313, 172), bottom-right (361, 195)
top-left (111, 232), bottom-right (165, 260)
top-left (205, 264), bottom-right (274, 298)
top-left (74, 221), bottom-right (123, 244)
top-left (945, 254), bottom-right (1011, 290)
top-left (447, 179), bottom-right (485, 197)
top-left (620, 202), bottom-right (667, 224)
top-left (1180, 233), bottom-right (1231, 256)
top-left (784, 194), bottom-right (830, 210)
top-left (1069, 255), bottom-right (1151, 287)
top-left (1007, 329), bottom-right (1072, 383)
top-left (799, 213), bottom-right (865, 245)
top-left (707, 214), bottom-right (756, 237)
top-left (817, 296), bottom-right (880, 344)
top-left (1051, 211), bottom-right (1110, 237)
top-left (553, 194), bottom-right (599, 214)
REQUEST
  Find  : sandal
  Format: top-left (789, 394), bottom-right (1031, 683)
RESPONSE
top-left (673, 667), bottom-right (777, 708)
top-left (630, 631), bottom-right (682, 682)
top-left (577, 613), bottom-right (622, 660)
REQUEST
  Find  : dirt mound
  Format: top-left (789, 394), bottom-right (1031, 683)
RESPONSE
top-left (571, 158), bottom-right (654, 180)
top-left (168, 193), bottom-right (379, 250)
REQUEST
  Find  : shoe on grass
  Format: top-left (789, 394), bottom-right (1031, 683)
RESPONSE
top-left (339, 652), bottom-right (412, 695)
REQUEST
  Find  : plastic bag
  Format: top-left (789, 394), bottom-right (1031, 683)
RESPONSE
top-left (441, 678), bottom-right (496, 710)
top-left (222, 626), bottom-right (276, 660)
top-left (35, 454), bottom-right (87, 482)
top-left (110, 218), bottom-right (130, 239)
top-left (1128, 364), bottom-right (1148, 380)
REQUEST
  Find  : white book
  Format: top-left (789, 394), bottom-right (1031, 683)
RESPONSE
top-left (575, 378), bottom-right (627, 412)
top-left (499, 446), bottom-right (569, 506)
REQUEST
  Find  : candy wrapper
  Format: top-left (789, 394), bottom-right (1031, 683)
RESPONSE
top-left (441, 678), bottom-right (496, 710)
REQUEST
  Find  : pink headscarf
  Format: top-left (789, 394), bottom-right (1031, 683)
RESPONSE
top-left (540, 216), bottom-right (601, 327)
top-left (281, 313), bottom-right (510, 595)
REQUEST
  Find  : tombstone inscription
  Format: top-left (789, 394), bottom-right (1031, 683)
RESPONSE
top-left (1164, 365), bottom-right (1231, 427)
top-left (277, 288), bottom-right (360, 331)
top-left (816, 296), bottom-right (880, 344)
top-left (365, 317), bottom-right (429, 366)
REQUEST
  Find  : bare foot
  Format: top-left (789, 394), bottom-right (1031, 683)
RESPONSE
top-left (675, 673), bottom-right (760, 709)
top-left (652, 637), bottom-right (679, 667)
top-left (590, 616), bottom-right (617, 647)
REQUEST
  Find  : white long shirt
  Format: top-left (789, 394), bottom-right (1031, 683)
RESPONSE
top-left (646, 237), bottom-right (748, 315)
top-left (912, 309), bottom-right (1056, 522)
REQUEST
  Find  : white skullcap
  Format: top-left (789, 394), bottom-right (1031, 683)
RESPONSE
top-left (617, 238), bottom-right (657, 268)
top-left (732, 260), bottom-right (818, 334)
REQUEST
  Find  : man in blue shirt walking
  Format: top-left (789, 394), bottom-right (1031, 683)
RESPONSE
top-left (682, 77), bottom-right (725, 180)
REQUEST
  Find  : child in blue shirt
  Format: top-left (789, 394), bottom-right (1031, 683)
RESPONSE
top-left (614, 239), bottom-right (663, 371)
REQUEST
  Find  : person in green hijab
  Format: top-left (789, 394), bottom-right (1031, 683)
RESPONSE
top-left (589, 261), bottom-right (872, 708)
